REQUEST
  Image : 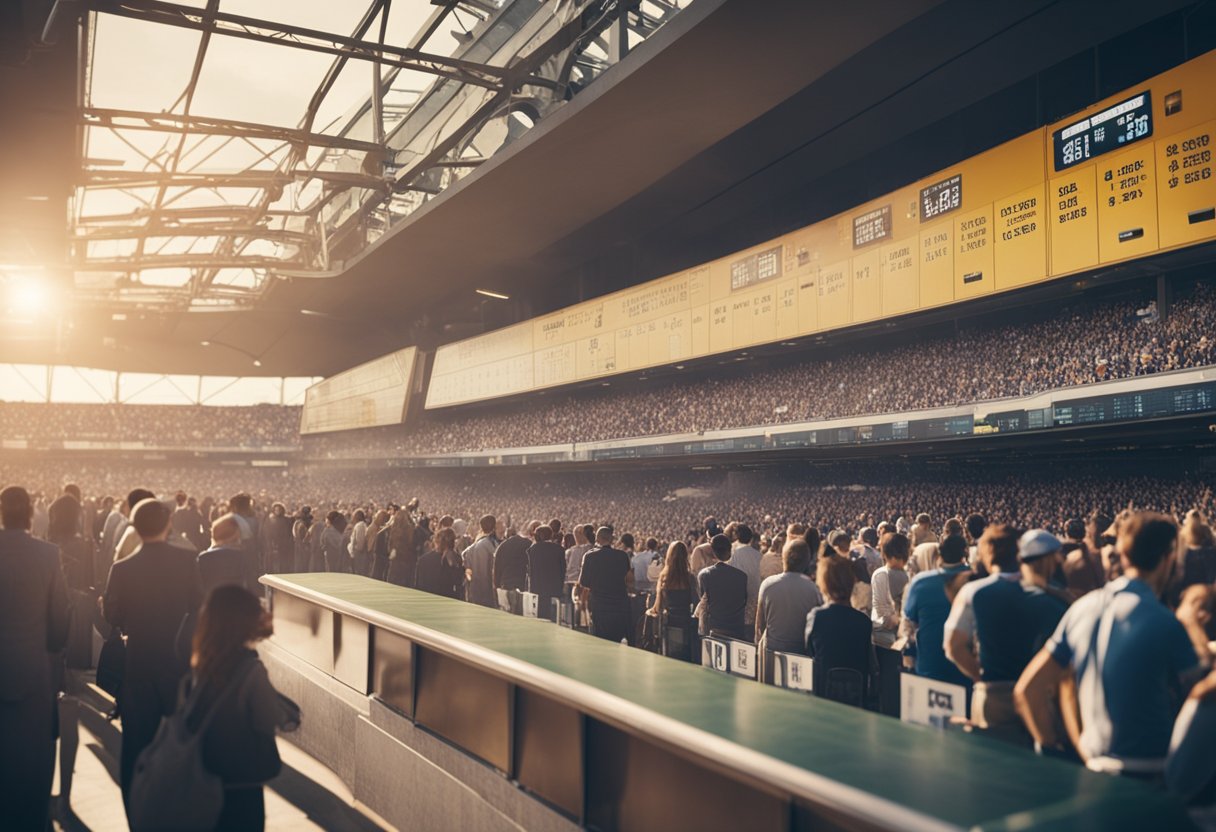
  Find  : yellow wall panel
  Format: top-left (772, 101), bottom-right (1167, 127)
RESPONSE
top-left (880, 236), bottom-right (919, 316)
top-left (1096, 144), bottom-right (1159, 263)
top-left (850, 248), bottom-right (882, 322)
top-left (994, 184), bottom-right (1048, 290)
top-left (1156, 118), bottom-right (1216, 249)
top-left (954, 206), bottom-right (994, 299)
top-left (1049, 166), bottom-right (1099, 275)
top-left (816, 259), bottom-right (851, 329)
top-left (918, 222), bottom-right (954, 308)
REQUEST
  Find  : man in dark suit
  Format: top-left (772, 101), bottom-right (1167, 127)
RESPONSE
top-left (698, 534), bottom-right (748, 640)
top-left (0, 486), bottom-right (70, 832)
top-left (103, 497), bottom-right (203, 815)
top-left (577, 526), bottom-right (635, 642)
top-left (527, 525), bottom-right (567, 621)
top-left (493, 523), bottom-right (532, 593)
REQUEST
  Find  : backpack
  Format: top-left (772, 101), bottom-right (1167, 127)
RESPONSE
top-left (128, 658), bottom-right (256, 831)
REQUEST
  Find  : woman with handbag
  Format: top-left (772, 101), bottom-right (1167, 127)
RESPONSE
top-left (186, 585), bottom-right (300, 830)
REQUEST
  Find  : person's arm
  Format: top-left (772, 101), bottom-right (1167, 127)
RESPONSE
top-left (942, 587), bottom-right (981, 682)
top-left (1176, 584), bottom-right (1214, 671)
top-left (624, 555), bottom-right (636, 594)
top-left (1014, 648), bottom-right (1072, 755)
top-left (899, 580), bottom-right (919, 643)
top-left (102, 561), bottom-right (124, 630)
top-left (754, 586), bottom-right (767, 644)
top-left (246, 661), bottom-right (300, 734)
top-left (648, 580), bottom-right (665, 615)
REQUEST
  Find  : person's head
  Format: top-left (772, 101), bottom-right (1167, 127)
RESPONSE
top-left (710, 534), bottom-right (731, 561)
top-left (406, 497), bottom-right (420, 513)
top-left (479, 514), bottom-right (497, 536)
top-left (803, 527), bottom-right (821, 562)
top-left (62, 483), bottom-right (82, 503)
top-left (1181, 510), bottom-right (1215, 550)
top-left (943, 517), bottom-right (963, 538)
top-left (735, 524), bottom-right (753, 546)
top-left (535, 525), bottom-right (553, 543)
top-left (191, 585), bottom-right (273, 685)
top-left (1118, 512), bottom-right (1179, 589)
top-left (829, 530), bottom-right (851, 556)
top-left (573, 524), bottom-right (586, 544)
top-left (660, 541), bottom-right (691, 587)
top-left (1018, 529), bottom-right (1062, 583)
top-left (620, 532), bottom-right (635, 551)
top-left (978, 524), bottom-right (1021, 573)
top-left (595, 526), bottom-right (615, 547)
top-left (1, 485), bottom-right (32, 530)
top-left (435, 527), bottom-right (456, 553)
top-left (525, 519), bottom-right (542, 538)
top-left (915, 513), bottom-right (931, 527)
top-left (786, 522), bottom-right (806, 540)
top-left (352, 509), bottom-right (365, 524)
top-left (132, 498), bottom-right (172, 542)
top-left (782, 538), bottom-right (812, 575)
top-left (372, 509), bottom-right (389, 527)
top-left (1064, 518), bottom-right (1086, 542)
top-left (272, 502), bottom-right (286, 517)
top-left (326, 510), bottom-right (346, 532)
top-left (210, 513), bottom-right (241, 548)
top-left (228, 493), bottom-right (253, 516)
top-left (582, 524), bottom-right (595, 544)
top-left (548, 518), bottom-right (561, 535)
top-left (817, 555), bottom-right (856, 604)
top-left (175, 491), bottom-right (188, 507)
top-left (1089, 511), bottom-right (1115, 545)
top-left (645, 537), bottom-right (658, 553)
top-left (860, 527), bottom-right (879, 548)
top-left (704, 516), bottom-right (720, 538)
top-left (939, 533), bottom-right (968, 566)
top-left (881, 532), bottom-right (910, 567)
top-left (126, 488), bottom-right (155, 514)
top-left (964, 513), bottom-right (987, 543)
top-left (48, 494), bottom-right (81, 543)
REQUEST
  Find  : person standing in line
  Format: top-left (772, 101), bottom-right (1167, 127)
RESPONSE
top-left (755, 538), bottom-right (822, 681)
top-left (901, 533), bottom-right (972, 688)
top-left (0, 486), bottom-right (70, 832)
top-left (113, 488), bottom-right (156, 562)
top-left (494, 522), bottom-right (532, 596)
top-left (197, 514), bottom-right (259, 595)
top-left (697, 534), bottom-right (748, 641)
top-left (729, 524), bottom-right (763, 632)
top-left (564, 524), bottom-right (593, 601)
top-left (462, 515), bottom-right (500, 607)
top-left (527, 525), bottom-right (567, 621)
top-left (261, 503), bottom-right (295, 575)
top-left (321, 511), bottom-right (350, 573)
top-left (347, 509), bottom-right (369, 576)
top-left (103, 498), bottom-right (203, 815)
top-left (291, 506), bottom-right (313, 573)
top-left (186, 585), bottom-right (300, 831)
top-left (689, 517), bottom-right (723, 576)
top-left (577, 527), bottom-right (634, 642)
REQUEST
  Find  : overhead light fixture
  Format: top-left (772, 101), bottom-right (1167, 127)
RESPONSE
top-left (253, 359), bottom-right (263, 367)
top-left (475, 289), bottom-right (509, 300)
top-left (200, 340), bottom-right (211, 346)
top-left (299, 308), bottom-right (327, 317)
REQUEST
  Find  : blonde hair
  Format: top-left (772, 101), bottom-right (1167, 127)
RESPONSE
top-left (1181, 510), bottom-right (1215, 549)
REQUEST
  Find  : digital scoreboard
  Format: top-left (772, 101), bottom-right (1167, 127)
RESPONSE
top-left (1053, 92), bottom-right (1153, 171)
top-left (425, 51), bottom-right (1216, 409)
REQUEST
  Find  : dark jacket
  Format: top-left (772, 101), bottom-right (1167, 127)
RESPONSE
top-left (103, 540), bottom-right (203, 699)
top-left (0, 529), bottom-right (70, 702)
top-left (198, 544), bottom-right (260, 596)
top-left (698, 561), bottom-right (748, 640)
top-left (187, 650), bottom-right (298, 785)
top-left (527, 541), bottom-right (566, 608)
top-left (493, 535), bottom-right (529, 591)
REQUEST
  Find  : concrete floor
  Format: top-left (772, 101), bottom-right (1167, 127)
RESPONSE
top-left (52, 722), bottom-right (392, 832)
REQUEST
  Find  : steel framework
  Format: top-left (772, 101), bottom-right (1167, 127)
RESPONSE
top-left (71, 0), bottom-right (689, 312)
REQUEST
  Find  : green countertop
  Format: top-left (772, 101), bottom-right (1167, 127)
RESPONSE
top-left (267, 574), bottom-right (1191, 831)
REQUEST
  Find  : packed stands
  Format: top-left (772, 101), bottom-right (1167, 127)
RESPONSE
top-left (0, 402), bottom-right (302, 448)
top-left (305, 281), bottom-right (1216, 457)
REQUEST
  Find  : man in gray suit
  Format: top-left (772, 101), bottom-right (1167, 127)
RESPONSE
top-left (103, 497), bottom-right (203, 816)
top-left (0, 485), bottom-right (70, 831)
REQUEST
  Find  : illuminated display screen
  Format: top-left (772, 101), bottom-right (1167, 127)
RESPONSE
top-left (852, 205), bottom-right (892, 248)
top-left (1053, 91), bottom-right (1153, 170)
top-left (300, 347), bottom-right (417, 434)
top-left (920, 174), bottom-right (962, 221)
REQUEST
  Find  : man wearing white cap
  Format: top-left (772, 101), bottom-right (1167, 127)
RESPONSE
top-left (1017, 530), bottom-right (1071, 656)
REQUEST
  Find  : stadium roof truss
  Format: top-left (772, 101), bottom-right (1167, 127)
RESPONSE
top-left (72, 0), bottom-right (688, 313)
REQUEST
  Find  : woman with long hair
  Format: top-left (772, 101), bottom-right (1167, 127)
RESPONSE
top-left (188, 586), bottom-right (299, 830)
top-left (647, 541), bottom-right (699, 660)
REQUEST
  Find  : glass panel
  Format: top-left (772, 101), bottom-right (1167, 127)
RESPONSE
top-left (199, 376), bottom-right (280, 405)
top-left (88, 13), bottom-right (204, 111)
top-left (0, 364), bottom-right (50, 402)
top-left (50, 366), bottom-right (119, 404)
top-left (119, 373), bottom-right (199, 404)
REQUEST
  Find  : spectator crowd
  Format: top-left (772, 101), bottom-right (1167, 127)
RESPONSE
top-left (306, 280), bottom-right (1216, 456)
top-left (3, 458), bottom-right (1216, 828)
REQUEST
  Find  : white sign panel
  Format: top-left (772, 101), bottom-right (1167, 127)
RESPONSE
top-left (730, 641), bottom-right (757, 679)
top-left (900, 673), bottom-right (968, 728)
top-left (701, 637), bottom-right (730, 672)
top-left (773, 652), bottom-right (814, 692)
top-left (521, 591), bottom-right (539, 619)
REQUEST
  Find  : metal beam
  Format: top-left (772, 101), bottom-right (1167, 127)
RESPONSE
top-left (83, 108), bottom-right (386, 153)
top-left (87, 0), bottom-right (509, 89)
top-left (81, 169), bottom-right (389, 189)
top-left (73, 253), bottom-right (307, 271)
top-left (73, 223), bottom-right (315, 245)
